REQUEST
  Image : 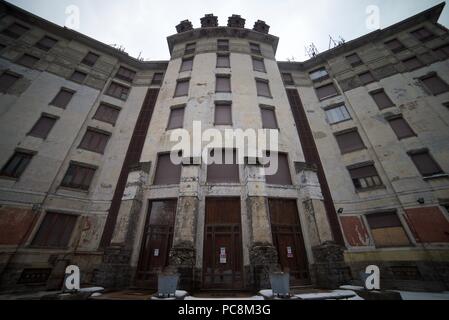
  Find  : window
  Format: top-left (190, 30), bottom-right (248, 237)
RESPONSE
top-left (325, 104), bottom-right (351, 124)
top-left (28, 114), bottom-right (57, 139)
top-left (335, 129), bottom-right (365, 154)
top-left (50, 88), bottom-right (75, 108)
top-left (250, 43), bottom-right (261, 55)
top-left (411, 27), bottom-right (435, 42)
top-left (151, 73), bottom-right (164, 85)
top-left (207, 149), bottom-right (239, 183)
top-left (265, 153), bottom-right (292, 185)
top-left (309, 67), bottom-right (329, 82)
top-left (359, 71), bottom-right (375, 85)
top-left (1, 23), bottom-right (29, 39)
top-left (316, 83), bottom-right (338, 100)
top-left (282, 73), bottom-right (294, 85)
top-left (346, 53), bottom-right (363, 67)
top-left (167, 106), bottom-right (185, 130)
top-left (0, 71), bottom-right (20, 92)
top-left (115, 66), bottom-right (136, 82)
top-left (408, 150), bottom-right (443, 177)
top-left (153, 153), bottom-right (182, 185)
top-left (252, 57), bottom-right (266, 72)
top-left (106, 82), bottom-right (130, 100)
top-left (348, 163), bottom-right (383, 190)
top-left (31, 213), bottom-right (78, 248)
top-left (218, 39), bottom-right (229, 51)
top-left (260, 106), bottom-right (278, 129)
top-left (184, 43), bottom-right (196, 55)
top-left (216, 75), bottom-right (231, 93)
top-left (256, 79), bottom-right (272, 97)
top-left (388, 116), bottom-right (415, 140)
top-left (70, 70), bottom-right (87, 83)
top-left (17, 54), bottom-right (39, 68)
top-left (370, 89), bottom-right (394, 110)
top-left (402, 56), bottom-right (423, 71)
top-left (35, 36), bottom-right (58, 51)
top-left (61, 163), bottom-right (96, 190)
top-left (366, 213), bottom-right (410, 248)
top-left (214, 102), bottom-right (232, 125)
top-left (420, 74), bottom-right (449, 95)
top-left (174, 79), bottom-right (190, 97)
top-left (180, 57), bottom-right (193, 72)
top-left (93, 103), bottom-right (120, 125)
top-left (385, 39), bottom-right (406, 53)
top-left (81, 52), bottom-right (100, 67)
top-left (0, 151), bottom-right (33, 179)
top-left (433, 44), bottom-right (449, 60)
top-left (79, 129), bottom-right (110, 154)
top-left (216, 54), bottom-right (230, 68)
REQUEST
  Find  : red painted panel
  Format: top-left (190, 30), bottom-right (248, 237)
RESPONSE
top-left (404, 207), bottom-right (449, 243)
top-left (340, 216), bottom-right (370, 247)
top-left (0, 207), bottom-right (37, 245)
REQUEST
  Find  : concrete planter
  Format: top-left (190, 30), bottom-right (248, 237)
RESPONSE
top-left (270, 272), bottom-right (290, 297)
top-left (157, 274), bottom-right (179, 298)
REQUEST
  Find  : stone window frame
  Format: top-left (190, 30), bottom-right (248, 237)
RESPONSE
top-left (180, 56), bottom-right (194, 72)
top-left (255, 78), bottom-right (273, 98)
top-left (0, 148), bottom-right (36, 181)
top-left (215, 74), bottom-right (232, 93)
top-left (315, 82), bottom-right (340, 101)
top-left (282, 73), bottom-right (295, 86)
top-left (214, 101), bottom-right (233, 126)
top-left (78, 127), bottom-right (112, 155)
top-left (345, 52), bottom-right (364, 68)
top-left (26, 112), bottom-right (59, 140)
top-left (152, 151), bottom-right (183, 186)
top-left (60, 161), bottom-right (98, 192)
top-left (216, 53), bottom-right (231, 68)
top-left (384, 114), bottom-right (417, 140)
top-left (323, 103), bottom-right (352, 125)
top-left (1, 22), bottom-right (30, 39)
top-left (259, 104), bottom-right (279, 130)
top-left (105, 81), bottom-right (130, 101)
top-left (93, 102), bottom-right (121, 126)
top-left (333, 127), bottom-right (367, 155)
top-left (34, 35), bottom-right (59, 52)
top-left (166, 104), bottom-right (186, 131)
top-left (369, 88), bottom-right (396, 110)
top-left (252, 56), bottom-right (266, 73)
top-left (49, 87), bottom-right (76, 109)
top-left (417, 72), bottom-right (449, 96)
top-left (81, 51), bottom-right (100, 67)
top-left (174, 77), bottom-right (190, 98)
top-left (407, 148), bottom-right (445, 179)
top-left (347, 161), bottom-right (385, 192)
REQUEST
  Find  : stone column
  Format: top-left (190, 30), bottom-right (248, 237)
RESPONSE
top-left (168, 163), bottom-right (200, 290)
top-left (245, 161), bottom-right (280, 290)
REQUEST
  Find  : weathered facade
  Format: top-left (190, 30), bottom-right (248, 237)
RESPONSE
top-left (0, 0), bottom-right (448, 293)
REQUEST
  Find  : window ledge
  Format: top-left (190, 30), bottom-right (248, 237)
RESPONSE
top-left (58, 186), bottom-right (90, 194)
top-left (355, 185), bottom-right (386, 193)
top-left (423, 173), bottom-right (449, 181)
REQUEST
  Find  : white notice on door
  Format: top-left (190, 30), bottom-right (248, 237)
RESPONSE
top-left (287, 246), bottom-right (293, 258)
top-left (220, 247), bottom-right (227, 264)
top-left (154, 249), bottom-right (160, 257)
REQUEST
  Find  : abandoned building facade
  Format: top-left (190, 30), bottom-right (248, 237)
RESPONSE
top-left (0, 0), bottom-right (449, 293)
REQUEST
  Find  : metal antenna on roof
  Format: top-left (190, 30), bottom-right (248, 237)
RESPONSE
top-left (305, 43), bottom-right (319, 59)
top-left (329, 35), bottom-right (346, 49)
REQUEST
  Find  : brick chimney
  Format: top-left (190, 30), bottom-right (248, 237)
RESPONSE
top-left (227, 15), bottom-right (245, 28)
top-left (176, 20), bottom-right (193, 33)
top-left (201, 14), bottom-right (218, 28)
top-left (253, 20), bottom-right (270, 34)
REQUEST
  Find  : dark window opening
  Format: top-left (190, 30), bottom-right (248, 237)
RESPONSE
top-left (81, 52), bottom-right (100, 67)
top-left (151, 73), bottom-right (164, 86)
top-left (106, 82), bottom-right (130, 100)
top-left (0, 151), bottom-right (33, 179)
top-left (0, 71), bottom-right (21, 92)
top-left (167, 106), bottom-right (185, 130)
top-left (348, 163), bottom-right (383, 190)
top-left (216, 75), bottom-right (231, 93)
top-left (370, 89), bottom-right (394, 110)
top-left (411, 27), bottom-right (435, 42)
top-left (261, 106), bottom-right (278, 129)
top-left (61, 163), bottom-right (96, 190)
top-left (282, 73), bottom-right (295, 85)
top-left (174, 79), bottom-right (190, 97)
top-left (346, 53), bottom-right (363, 67)
top-left (115, 66), bottom-right (136, 82)
top-left (50, 88), bottom-right (75, 108)
top-left (17, 54), bottom-right (39, 68)
top-left (250, 43), bottom-right (261, 55)
top-left (79, 129), bottom-right (111, 154)
top-left (252, 57), bottom-right (266, 72)
top-left (28, 114), bottom-right (57, 139)
top-left (316, 83), bottom-right (338, 100)
top-left (388, 116), bottom-right (416, 140)
top-left (207, 149), bottom-right (240, 184)
top-left (35, 36), bottom-right (58, 51)
top-left (153, 153), bottom-right (182, 185)
top-left (31, 212), bottom-right (77, 248)
top-left (1, 23), bottom-right (29, 39)
top-left (385, 39), bottom-right (406, 53)
top-left (265, 153), bottom-right (293, 185)
top-left (216, 54), bottom-right (230, 68)
top-left (70, 70), bottom-right (87, 83)
top-left (408, 150), bottom-right (443, 177)
top-left (420, 74), bottom-right (449, 95)
top-left (402, 56), bottom-right (424, 71)
top-left (218, 39), bottom-right (229, 51)
top-left (359, 71), bottom-right (375, 85)
top-left (214, 102), bottom-right (232, 125)
top-left (93, 103), bottom-right (120, 125)
top-left (256, 79), bottom-right (272, 97)
top-left (185, 43), bottom-right (196, 55)
top-left (335, 129), bottom-right (365, 154)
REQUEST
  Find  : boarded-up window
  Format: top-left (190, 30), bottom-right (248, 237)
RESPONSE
top-left (348, 163), bottom-right (383, 190)
top-left (370, 89), bottom-right (394, 110)
top-left (167, 106), bottom-right (185, 130)
top-left (0, 71), bottom-right (20, 92)
top-left (0, 151), bottom-right (33, 179)
top-left (256, 79), bottom-right (272, 97)
top-left (115, 66), bottom-right (136, 82)
top-left (151, 73), bottom-right (164, 85)
top-left (325, 104), bottom-right (351, 124)
top-left (265, 153), bottom-right (292, 185)
top-left (61, 163), bottom-right (96, 190)
top-left (261, 106), bottom-right (278, 129)
top-left (79, 129), bottom-right (110, 154)
top-left (214, 102), bottom-right (232, 125)
top-left (359, 71), bottom-right (375, 85)
top-left (32, 213), bottom-right (77, 248)
top-left (420, 74), bottom-right (449, 95)
top-left (217, 54), bottom-right (230, 68)
top-left (433, 44), bottom-right (449, 60)
top-left (216, 75), bottom-right (231, 92)
top-left (366, 213), bottom-right (410, 248)
top-left (335, 129), bottom-right (365, 154)
top-left (346, 53), bottom-right (363, 67)
top-left (282, 73), bottom-right (294, 85)
top-left (411, 27), bottom-right (435, 42)
top-left (106, 82), bottom-right (130, 100)
top-left (408, 150), bottom-right (443, 177)
top-left (316, 83), bottom-right (338, 100)
top-left (385, 39), bottom-right (406, 53)
top-left (35, 36), bottom-right (58, 51)
top-left (174, 79), bottom-right (189, 97)
top-left (81, 52), bottom-right (100, 66)
top-left (402, 56), bottom-right (423, 71)
top-left (153, 153), bottom-right (182, 185)
top-left (28, 114), bottom-right (57, 139)
top-left (18, 54), bottom-right (39, 68)
top-left (180, 57), bottom-right (193, 72)
top-left (252, 57), bottom-right (266, 72)
top-left (185, 43), bottom-right (196, 55)
top-left (50, 88), bottom-right (75, 108)
top-left (2, 23), bottom-right (29, 39)
top-left (218, 39), bottom-right (229, 51)
top-left (388, 117), bottom-right (415, 140)
top-left (207, 149), bottom-right (240, 183)
top-left (93, 103), bottom-right (120, 125)
top-left (70, 70), bottom-right (87, 83)
top-left (250, 43), bottom-right (261, 55)
top-left (309, 67), bottom-right (329, 82)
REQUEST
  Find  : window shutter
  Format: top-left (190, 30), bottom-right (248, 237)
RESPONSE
top-left (107, 82), bottom-right (130, 100)
top-left (421, 75), bottom-right (449, 95)
top-left (50, 89), bottom-right (74, 108)
top-left (215, 104), bottom-right (232, 125)
top-left (359, 71), bottom-right (375, 84)
top-left (346, 53), bottom-right (363, 67)
top-left (79, 129), bottom-right (110, 153)
top-left (385, 39), bottom-right (406, 53)
top-left (93, 103), bottom-right (120, 125)
top-left (167, 107), bottom-right (185, 129)
top-left (32, 213), bottom-right (77, 248)
top-left (28, 115), bottom-right (56, 139)
top-left (389, 117), bottom-right (415, 139)
top-left (256, 80), bottom-right (271, 97)
top-left (335, 130), bottom-right (365, 154)
top-left (180, 58), bottom-right (193, 72)
top-left (252, 57), bottom-right (266, 72)
top-left (0, 72), bottom-right (20, 92)
top-left (18, 54), bottom-right (39, 68)
top-left (115, 67), bottom-right (136, 82)
top-left (153, 154), bottom-right (182, 185)
top-left (81, 52), bottom-right (100, 66)
top-left (0, 152), bottom-right (33, 178)
top-left (216, 54), bottom-right (230, 68)
top-left (366, 213), bottom-right (410, 248)
top-left (35, 36), bottom-right (58, 51)
top-left (218, 39), bottom-right (229, 51)
top-left (70, 71), bottom-right (87, 83)
top-left (151, 73), bottom-right (164, 85)
top-left (62, 163), bottom-right (96, 190)
top-left (316, 83), bottom-right (338, 100)
top-left (261, 107), bottom-right (278, 129)
top-left (2, 23), bottom-right (29, 39)
top-left (282, 73), bottom-right (295, 85)
top-left (371, 90), bottom-right (394, 109)
top-left (216, 76), bottom-right (231, 92)
top-left (403, 57), bottom-right (423, 71)
top-left (265, 153), bottom-right (292, 185)
top-left (409, 151), bottom-right (442, 177)
top-left (174, 79), bottom-right (189, 96)
top-left (207, 149), bottom-right (240, 183)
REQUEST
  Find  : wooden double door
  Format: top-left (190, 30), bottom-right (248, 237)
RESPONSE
top-left (269, 199), bottom-right (311, 286)
top-left (203, 198), bottom-right (244, 290)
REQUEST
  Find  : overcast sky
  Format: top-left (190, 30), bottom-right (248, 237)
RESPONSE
top-left (7, 0), bottom-right (449, 61)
